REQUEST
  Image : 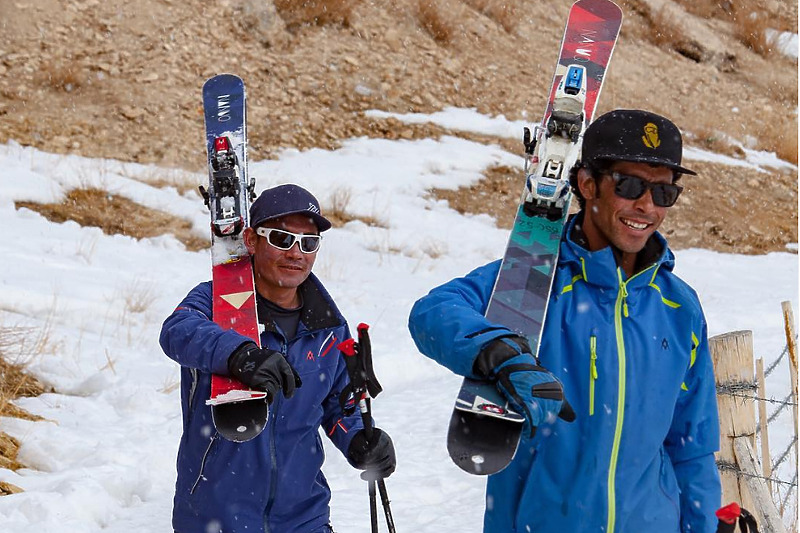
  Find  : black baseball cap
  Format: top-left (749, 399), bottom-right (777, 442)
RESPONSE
top-left (582, 109), bottom-right (696, 175)
top-left (249, 184), bottom-right (332, 232)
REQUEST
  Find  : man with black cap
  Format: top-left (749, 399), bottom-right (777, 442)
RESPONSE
top-left (408, 110), bottom-right (721, 533)
top-left (161, 184), bottom-right (396, 533)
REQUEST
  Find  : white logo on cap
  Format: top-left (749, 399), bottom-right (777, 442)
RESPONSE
top-left (307, 202), bottom-right (320, 214)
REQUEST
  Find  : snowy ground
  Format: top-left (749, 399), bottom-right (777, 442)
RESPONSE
top-left (0, 108), bottom-right (797, 532)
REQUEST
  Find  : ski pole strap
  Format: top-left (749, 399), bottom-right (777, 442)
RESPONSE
top-left (337, 338), bottom-right (365, 415)
top-left (716, 503), bottom-right (759, 533)
top-left (356, 323), bottom-right (383, 399)
top-left (337, 324), bottom-right (384, 413)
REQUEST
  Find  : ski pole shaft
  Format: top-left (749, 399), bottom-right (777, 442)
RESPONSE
top-left (369, 480), bottom-right (379, 533)
top-left (377, 480), bottom-right (396, 533)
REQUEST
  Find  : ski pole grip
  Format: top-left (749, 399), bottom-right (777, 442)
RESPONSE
top-left (338, 338), bottom-right (363, 387)
top-left (339, 338), bottom-right (356, 357)
top-left (357, 324), bottom-right (372, 361)
top-left (716, 502), bottom-right (741, 525)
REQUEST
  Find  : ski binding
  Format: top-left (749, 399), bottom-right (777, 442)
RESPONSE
top-left (523, 64), bottom-right (587, 221)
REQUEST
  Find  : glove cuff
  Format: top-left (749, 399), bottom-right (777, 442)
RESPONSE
top-left (473, 335), bottom-right (533, 378)
top-left (227, 341), bottom-right (259, 375)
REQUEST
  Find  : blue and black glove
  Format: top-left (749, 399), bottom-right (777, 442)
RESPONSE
top-left (474, 335), bottom-right (575, 436)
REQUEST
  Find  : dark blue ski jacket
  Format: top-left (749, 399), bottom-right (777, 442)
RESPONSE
top-left (160, 274), bottom-right (363, 533)
top-left (408, 215), bottom-right (721, 533)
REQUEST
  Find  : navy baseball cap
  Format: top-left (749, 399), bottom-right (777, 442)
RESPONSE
top-left (582, 109), bottom-right (696, 175)
top-left (249, 184), bottom-right (332, 232)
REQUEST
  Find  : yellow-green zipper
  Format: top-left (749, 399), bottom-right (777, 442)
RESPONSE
top-left (589, 335), bottom-right (598, 416)
top-left (607, 276), bottom-right (626, 533)
top-left (607, 265), bottom-right (657, 532)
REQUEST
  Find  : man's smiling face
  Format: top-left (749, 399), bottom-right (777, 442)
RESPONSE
top-left (578, 160), bottom-right (675, 256)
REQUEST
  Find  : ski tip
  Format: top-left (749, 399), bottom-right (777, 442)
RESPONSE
top-left (203, 73), bottom-right (245, 90)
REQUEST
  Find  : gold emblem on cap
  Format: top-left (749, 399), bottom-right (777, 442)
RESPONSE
top-left (642, 123), bottom-right (661, 149)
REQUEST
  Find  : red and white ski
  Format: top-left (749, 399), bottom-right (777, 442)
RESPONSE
top-left (202, 74), bottom-right (269, 442)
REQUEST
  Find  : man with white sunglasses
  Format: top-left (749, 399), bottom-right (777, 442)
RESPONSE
top-left (161, 184), bottom-right (396, 533)
top-left (409, 110), bottom-right (721, 533)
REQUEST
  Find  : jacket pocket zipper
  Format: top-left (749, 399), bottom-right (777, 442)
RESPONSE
top-left (190, 434), bottom-right (218, 494)
top-left (589, 335), bottom-right (598, 416)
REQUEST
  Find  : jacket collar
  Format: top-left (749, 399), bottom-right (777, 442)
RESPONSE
top-left (257, 272), bottom-right (344, 335)
top-left (560, 212), bottom-right (675, 290)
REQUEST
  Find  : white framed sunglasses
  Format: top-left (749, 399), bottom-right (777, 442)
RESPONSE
top-left (255, 227), bottom-right (322, 254)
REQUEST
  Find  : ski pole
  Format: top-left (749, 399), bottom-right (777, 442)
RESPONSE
top-left (377, 478), bottom-right (395, 532)
top-left (338, 324), bottom-right (396, 533)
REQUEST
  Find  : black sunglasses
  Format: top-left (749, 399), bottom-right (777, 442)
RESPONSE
top-left (602, 171), bottom-right (683, 207)
top-left (255, 227), bottom-right (322, 254)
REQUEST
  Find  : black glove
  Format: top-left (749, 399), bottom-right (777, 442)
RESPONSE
top-left (347, 428), bottom-right (396, 481)
top-left (227, 342), bottom-right (301, 403)
top-left (474, 336), bottom-right (575, 435)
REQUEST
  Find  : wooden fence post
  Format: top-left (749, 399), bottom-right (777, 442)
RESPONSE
top-left (733, 437), bottom-right (788, 533)
top-left (756, 358), bottom-right (772, 495)
top-left (780, 301), bottom-right (798, 532)
top-left (710, 330), bottom-right (756, 511)
top-left (780, 301), bottom-right (798, 469)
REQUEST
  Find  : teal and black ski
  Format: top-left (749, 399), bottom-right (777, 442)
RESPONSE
top-left (447, 0), bottom-right (623, 475)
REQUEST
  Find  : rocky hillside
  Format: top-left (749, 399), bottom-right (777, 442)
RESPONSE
top-left (1, 0), bottom-right (797, 253)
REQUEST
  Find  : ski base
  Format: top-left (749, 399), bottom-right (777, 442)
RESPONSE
top-left (212, 399), bottom-right (270, 443)
top-left (447, 377), bottom-right (523, 475)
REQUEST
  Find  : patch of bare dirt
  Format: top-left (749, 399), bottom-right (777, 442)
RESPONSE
top-left (437, 161), bottom-right (798, 254)
top-left (16, 188), bottom-right (209, 251)
top-left (0, 0), bottom-right (795, 254)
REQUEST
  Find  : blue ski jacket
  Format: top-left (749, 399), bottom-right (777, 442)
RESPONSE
top-left (408, 215), bottom-right (721, 533)
top-left (160, 274), bottom-right (363, 533)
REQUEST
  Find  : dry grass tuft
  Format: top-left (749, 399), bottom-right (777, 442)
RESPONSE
top-left (124, 279), bottom-right (158, 315)
top-left (274, 0), bottom-right (355, 29)
top-left (0, 433), bottom-right (22, 471)
top-left (35, 60), bottom-right (86, 93)
top-left (416, 0), bottom-right (455, 45)
top-left (0, 480), bottom-right (23, 496)
top-left (0, 328), bottom-right (50, 405)
top-left (689, 125), bottom-right (744, 159)
top-left (133, 169), bottom-right (200, 196)
top-left (731, 8), bottom-right (776, 57)
top-left (0, 324), bottom-right (51, 494)
top-left (754, 124), bottom-right (799, 165)
top-left (463, 0), bottom-right (519, 33)
top-left (323, 187), bottom-right (387, 228)
top-left (643, 6), bottom-right (688, 52)
top-left (15, 188), bottom-right (208, 252)
top-left (431, 165), bottom-right (522, 229)
top-left (669, 0), bottom-right (790, 57)
top-left (669, 0), bottom-right (733, 20)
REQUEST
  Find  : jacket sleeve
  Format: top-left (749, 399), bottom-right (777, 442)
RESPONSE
top-left (664, 313), bottom-right (722, 533)
top-left (159, 281), bottom-right (253, 375)
top-left (321, 326), bottom-right (365, 456)
top-left (408, 260), bottom-right (517, 377)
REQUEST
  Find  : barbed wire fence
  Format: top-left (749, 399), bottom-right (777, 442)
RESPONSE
top-left (713, 301), bottom-right (798, 533)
